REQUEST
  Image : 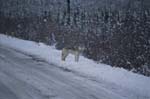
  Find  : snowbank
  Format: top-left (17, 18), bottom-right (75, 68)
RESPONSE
top-left (0, 34), bottom-right (150, 98)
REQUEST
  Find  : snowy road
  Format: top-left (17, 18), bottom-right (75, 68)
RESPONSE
top-left (0, 44), bottom-right (138, 99)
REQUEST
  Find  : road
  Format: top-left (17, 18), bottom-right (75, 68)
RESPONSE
top-left (0, 44), bottom-right (129, 99)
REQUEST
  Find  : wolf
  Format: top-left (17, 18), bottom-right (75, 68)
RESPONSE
top-left (61, 46), bottom-right (85, 62)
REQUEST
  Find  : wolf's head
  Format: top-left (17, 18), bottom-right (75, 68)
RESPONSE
top-left (78, 46), bottom-right (85, 52)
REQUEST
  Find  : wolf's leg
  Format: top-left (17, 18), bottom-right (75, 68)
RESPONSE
top-left (62, 49), bottom-right (69, 61)
top-left (75, 52), bottom-right (79, 62)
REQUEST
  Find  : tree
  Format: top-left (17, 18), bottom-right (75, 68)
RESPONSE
top-left (66, 0), bottom-right (71, 25)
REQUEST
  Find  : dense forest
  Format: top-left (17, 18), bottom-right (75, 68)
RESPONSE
top-left (0, 0), bottom-right (150, 76)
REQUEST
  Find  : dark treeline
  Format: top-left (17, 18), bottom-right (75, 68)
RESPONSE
top-left (0, 0), bottom-right (150, 76)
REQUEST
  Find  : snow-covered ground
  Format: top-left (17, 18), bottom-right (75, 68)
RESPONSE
top-left (0, 34), bottom-right (150, 99)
